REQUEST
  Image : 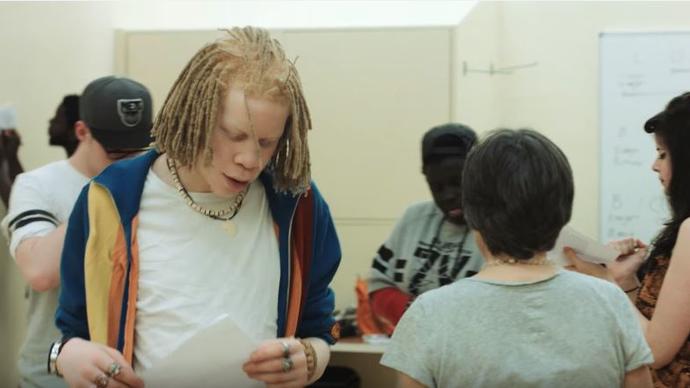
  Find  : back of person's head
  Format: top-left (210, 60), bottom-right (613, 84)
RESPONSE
top-left (80, 76), bottom-right (153, 152)
top-left (154, 26), bottom-right (312, 194)
top-left (462, 129), bottom-right (574, 260)
top-left (644, 92), bottom-right (690, 258)
top-left (49, 94), bottom-right (80, 155)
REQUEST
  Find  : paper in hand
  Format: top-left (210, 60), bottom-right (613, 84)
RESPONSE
top-left (547, 225), bottom-right (619, 266)
top-left (140, 316), bottom-right (262, 388)
top-left (0, 105), bottom-right (17, 130)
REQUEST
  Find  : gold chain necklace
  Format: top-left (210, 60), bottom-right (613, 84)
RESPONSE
top-left (484, 256), bottom-right (550, 266)
top-left (166, 156), bottom-right (248, 237)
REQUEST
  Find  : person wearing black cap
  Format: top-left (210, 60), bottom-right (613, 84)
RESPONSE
top-left (1, 76), bottom-right (152, 388)
top-left (567, 92), bottom-right (690, 387)
top-left (367, 123), bottom-right (484, 330)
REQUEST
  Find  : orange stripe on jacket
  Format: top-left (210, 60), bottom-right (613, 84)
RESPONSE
top-left (285, 192), bottom-right (315, 335)
top-left (122, 216), bottom-right (141, 363)
top-left (107, 228), bottom-right (128, 348)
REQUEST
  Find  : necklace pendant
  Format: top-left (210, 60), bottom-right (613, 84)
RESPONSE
top-left (222, 220), bottom-right (238, 237)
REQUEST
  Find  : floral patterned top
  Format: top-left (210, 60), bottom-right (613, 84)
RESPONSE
top-left (636, 255), bottom-right (690, 387)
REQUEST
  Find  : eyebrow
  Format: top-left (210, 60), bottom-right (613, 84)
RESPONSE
top-left (220, 123), bottom-right (280, 141)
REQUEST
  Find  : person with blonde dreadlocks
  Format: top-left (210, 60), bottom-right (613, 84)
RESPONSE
top-left (50, 27), bottom-right (341, 388)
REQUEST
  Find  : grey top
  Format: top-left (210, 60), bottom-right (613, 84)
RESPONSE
top-left (1, 160), bottom-right (86, 387)
top-left (381, 270), bottom-right (653, 388)
top-left (368, 201), bottom-right (483, 296)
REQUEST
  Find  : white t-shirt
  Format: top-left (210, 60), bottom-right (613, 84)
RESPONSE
top-left (134, 169), bottom-right (280, 371)
top-left (1, 159), bottom-right (88, 388)
top-left (3, 160), bottom-right (89, 256)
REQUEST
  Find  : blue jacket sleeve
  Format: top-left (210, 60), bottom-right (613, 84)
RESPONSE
top-left (55, 185), bottom-right (90, 340)
top-left (296, 184), bottom-right (342, 344)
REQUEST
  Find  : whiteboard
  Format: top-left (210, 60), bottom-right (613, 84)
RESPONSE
top-left (600, 32), bottom-right (690, 243)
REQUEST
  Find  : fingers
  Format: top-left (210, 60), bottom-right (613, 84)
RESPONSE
top-left (245, 352), bottom-right (308, 385)
top-left (563, 247), bottom-right (582, 266)
top-left (248, 338), bottom-right (304, 363)
top-left (101, 347), bottom-right (144, 388)
top-left (608, 238), bottom-right (636, 255)
top-left (244, 338), bottom-right (308, 387)
top-left (245, 352), bottom-right (307, 374)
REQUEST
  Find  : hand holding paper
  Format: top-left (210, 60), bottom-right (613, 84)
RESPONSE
top-left (547, 226), bottom-right (619, 266)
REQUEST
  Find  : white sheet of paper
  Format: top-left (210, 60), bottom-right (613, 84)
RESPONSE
top-left (140, 316), bottom-right (262, 388)
top-left (547, 225), bottom-right (619, 266)
top-left (0, 105), bottom-right (17, 129)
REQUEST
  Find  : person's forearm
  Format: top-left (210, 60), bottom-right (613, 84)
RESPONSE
top-left (15, 224), bottom-right (66, 291)
top-left (306, 337), bottom-right (330, 385)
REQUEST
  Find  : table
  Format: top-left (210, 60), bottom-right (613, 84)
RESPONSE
top-left (328, 337), bottom-right (396, 388)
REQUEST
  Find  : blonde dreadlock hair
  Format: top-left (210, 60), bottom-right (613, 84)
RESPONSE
top-left (153, 26), bottom-right (312, 194)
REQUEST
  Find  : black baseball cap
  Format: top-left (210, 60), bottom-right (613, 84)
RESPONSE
top-left (422, 123), bottom-right (477, 166)
top-left (80, 76), bottom-right (153, 151)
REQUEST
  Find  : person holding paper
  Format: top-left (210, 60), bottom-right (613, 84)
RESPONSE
top-left (382, 129), bottom-right (653, 388)
top-left (52, 27), bottom-right (340, 388)
top-left (367, 123), bottom-right (484, 330)
top-left (567, 92), bottom-right (690, 387)
top-left (2, 77), bottom-right (153, 388)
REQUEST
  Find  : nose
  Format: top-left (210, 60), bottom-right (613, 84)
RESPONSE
top-left (234, 143), bottom-right (261, 171)
top-left (651, 158), bottom-right (660, 173)
top-left (439, 187), bottom-right (460, 203)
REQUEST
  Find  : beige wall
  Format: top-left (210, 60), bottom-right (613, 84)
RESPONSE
top-left (453, 1), bottom-right (690, 240)
top-left (120, 27), bottom-right (453, 311)
top-left (4, 1), bottom-right (690, 383)
top-left (453, 1), bottom-right (502, 132)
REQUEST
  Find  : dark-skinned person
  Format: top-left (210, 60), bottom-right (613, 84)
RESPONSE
top-left (367, 123), bottom-right (484, 330)
top-left (382, 129), bottom-right (653, 388)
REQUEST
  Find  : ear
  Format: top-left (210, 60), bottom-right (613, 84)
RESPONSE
top-left (74, 121), bottom-right (91, 142)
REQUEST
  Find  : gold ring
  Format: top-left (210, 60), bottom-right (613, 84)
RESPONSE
top-left (281, 356), bottom-right (294, 373)
top-left (280, 341), bottom-right (290, 358)
top-left (94, 374), bottom-right (110, 388)
top-left (106, 362), bottom-right (122, 378)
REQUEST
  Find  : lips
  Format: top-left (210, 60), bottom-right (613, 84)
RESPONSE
top-left (223, 174), bottom-right (249, 191)
top-left (447, 208), bottom-right (462, 218)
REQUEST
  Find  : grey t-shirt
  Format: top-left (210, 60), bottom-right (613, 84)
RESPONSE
top-left (381, 270), bottom-right (653, 388)
top-left (1, 160), bottom-right (87, 387)
top-left (368, 201), bottom-right (483, 297)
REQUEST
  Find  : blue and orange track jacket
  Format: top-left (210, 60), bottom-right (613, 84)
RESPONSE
top-left (56, 150), bottom-right (341, 363)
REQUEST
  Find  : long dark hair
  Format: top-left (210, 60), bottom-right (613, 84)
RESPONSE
top-left (644, 92), bottom-right (690, 260)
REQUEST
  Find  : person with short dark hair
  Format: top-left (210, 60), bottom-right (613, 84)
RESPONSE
top-left (367, 123), bottom-right (484, 329)
top-left (48, 95), bottom-right (80, 157)
top-left (1, 77), bottom-right (153, 388)
top-left (569, 92), bottom-right (690, 387)
top-left (382, 129), bottom-right (653, 388)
